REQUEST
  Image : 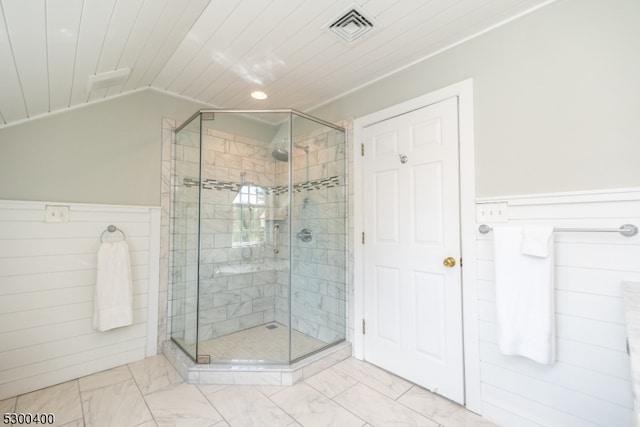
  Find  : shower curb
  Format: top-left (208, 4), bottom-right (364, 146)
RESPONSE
top-left (162, 340), bottom-right (352, 386)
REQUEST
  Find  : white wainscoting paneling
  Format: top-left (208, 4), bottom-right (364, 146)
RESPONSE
top-left (476, 189), bottom-right (640, 427)
top-left (0, 200), bottom-right (160, 400)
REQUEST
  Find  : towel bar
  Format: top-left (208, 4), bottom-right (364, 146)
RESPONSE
top-left (478, 223), bottom-right (638, 237)
top-left (100, 224), bottom-right (127, 242)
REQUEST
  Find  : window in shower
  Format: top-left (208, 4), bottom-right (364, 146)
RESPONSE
top-left (232, 184), bottom-right (266, 247)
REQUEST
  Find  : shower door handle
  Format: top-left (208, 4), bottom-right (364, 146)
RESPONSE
top-left (273, 224), bottom-right (280, 254)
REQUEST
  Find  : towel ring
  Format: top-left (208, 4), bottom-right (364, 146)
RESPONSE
top-left (100, 225), bottom-right (126, 243)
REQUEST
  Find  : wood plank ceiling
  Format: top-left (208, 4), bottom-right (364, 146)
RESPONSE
top-left (0, 0), bottom-right (553, 127)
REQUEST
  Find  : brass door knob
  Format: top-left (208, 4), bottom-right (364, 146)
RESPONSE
top-left (443, 257), bottom-right (456, 268)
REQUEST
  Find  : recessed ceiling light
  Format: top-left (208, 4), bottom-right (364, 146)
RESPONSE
top-left (251, 91), bottom-right (268, 100)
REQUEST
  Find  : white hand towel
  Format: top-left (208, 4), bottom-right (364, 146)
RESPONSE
top-left (493, 225), bottom-right (556, 365)
top-left (521, 225), bottom-right (553, 258)
top-left (93, 240), bottom-right (133, 332)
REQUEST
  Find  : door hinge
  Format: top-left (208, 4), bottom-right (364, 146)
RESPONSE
top-left (460, 258), bottom-right (462, 267)
top-left (361, 143), bottom-right (364, 156)
top-left (361, 232), bottom-right (365, 244)
top-left (362, 319), bottom-right (366, 335)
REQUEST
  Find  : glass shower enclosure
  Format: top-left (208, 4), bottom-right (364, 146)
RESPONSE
top-left (170, 110), bottom-right (347, 365)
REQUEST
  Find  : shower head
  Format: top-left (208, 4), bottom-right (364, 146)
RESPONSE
top-left (272, 148), bottom-right (289, 162)
top-left (271, 143), bottom-right (309, 162)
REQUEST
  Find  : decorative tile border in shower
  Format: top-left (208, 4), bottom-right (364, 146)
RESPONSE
top-left (182, 178), bottom-right (240, 191)
top-left (203, 179), bottom-right (238, 191)
top-left (182, 176), bottom-right (342, 195)
top-left (183, 177), bottom-right (200, 188)
top-left (286, 176), bottom-right (341, 194)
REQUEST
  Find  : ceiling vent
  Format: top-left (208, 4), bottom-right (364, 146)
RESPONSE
top-left (326, 6), bottom-right (378, 44)
top-left (86, 68), bottom-right (130, 93)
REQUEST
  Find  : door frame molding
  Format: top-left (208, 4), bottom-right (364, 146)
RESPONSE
top-left (352, 78), bottom-right (480, 412)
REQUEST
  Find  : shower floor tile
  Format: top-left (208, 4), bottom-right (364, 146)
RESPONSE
top-left (197, 322), bottom-right (328, 363)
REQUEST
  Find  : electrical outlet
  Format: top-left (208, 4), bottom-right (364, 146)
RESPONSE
top-left (44, 205), bottom-right (70, 223)
top-left (476, 202), bottom-right (508, 223)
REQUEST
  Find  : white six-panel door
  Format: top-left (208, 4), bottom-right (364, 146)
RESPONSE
top-left (362, 96), bottom-right (464, 403)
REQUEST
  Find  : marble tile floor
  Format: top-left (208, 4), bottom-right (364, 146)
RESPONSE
top-left (1, 354), bottom-right (499, 427)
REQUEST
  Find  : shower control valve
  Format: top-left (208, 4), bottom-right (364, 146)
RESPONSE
top-left (297, 228), bottom-right (313, 242)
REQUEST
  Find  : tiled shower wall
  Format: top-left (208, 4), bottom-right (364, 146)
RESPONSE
top-left (198, 127), bottom-right (281, 341)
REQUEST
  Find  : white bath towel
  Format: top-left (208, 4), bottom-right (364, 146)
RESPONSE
top-left (521, 225), bottom-right (553, 258)
top-left (622, 281), bottom-right (640, 427)
top-left (493, 225), bottom-right (556, 365)
top-left (93, 240), bottom-right (133, 332)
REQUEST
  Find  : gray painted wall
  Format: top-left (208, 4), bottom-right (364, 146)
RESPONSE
top-left (312, 0), bottom-right (640, 197)
top-left (0, 90), bottom-right (208, 206)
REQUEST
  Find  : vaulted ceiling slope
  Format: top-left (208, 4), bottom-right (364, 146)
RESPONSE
top-left (0, 0), bottom-right (552, 127)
